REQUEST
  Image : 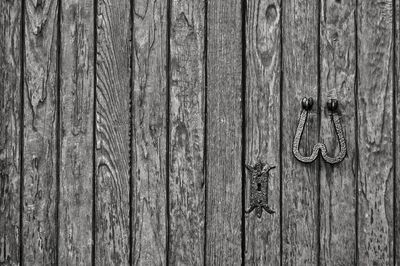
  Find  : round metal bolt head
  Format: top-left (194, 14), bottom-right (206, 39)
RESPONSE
top-left (301, 97), bottom-right (313, 111)
top-left (327, 99), bottom-right (338, 112)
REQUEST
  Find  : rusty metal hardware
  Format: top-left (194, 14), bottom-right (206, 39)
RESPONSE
top-left (245, 161), bottom-right (275, 218)
top-left (293, 97), bottom-right (347, 164)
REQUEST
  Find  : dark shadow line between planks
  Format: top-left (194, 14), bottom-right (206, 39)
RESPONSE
top-left (129, 0), bottom-right (135, 264)
top-left (241, 0), bottom-right (247, 264)
top-left (392, 0), bottom-right (397, 264)
top-left (166, 0), bottom-right (172, 264)
top-left (354, 0), bottom-right (360, 264)
top-left (55, 0), bottom-right (63, 264)
top-left (203, 0), bottom-right (208, 264)
top-left (316, 1), bottom-right (322, 265)
top-left (92, 0), bottom-right (98, 264)
top-left (279, 0), bottom-right (283, 265)
top-left (19, 0), bottom-right (26, 264)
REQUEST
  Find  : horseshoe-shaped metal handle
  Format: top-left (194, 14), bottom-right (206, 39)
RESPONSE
top-left (292, 97), bottom-right (347, 164)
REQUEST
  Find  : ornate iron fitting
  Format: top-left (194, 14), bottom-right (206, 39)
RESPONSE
top-left (293, 97), bottom-right (347, 164)
top-left (245, 161), bottom-right (275, 218)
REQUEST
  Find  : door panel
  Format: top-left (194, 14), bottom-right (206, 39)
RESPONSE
top-left (59, 0), bottom-right (94, 264)
top-left (0, 0), bottom-right (21, 264)
top-left (205, 0), bottom-right (243, 264)
top-left (131, 0), bottom-right (168, 264)
top-left (169, 0), bottom-right (206, 264)
top-left (23, 1), bottom-right (59, 264)
top-left (244, 0), bottom-right (281, 265)
top-left (95, 0), bottom-right (131, 264)
top-left (281, 1), bottom-right (320, 264)
top-left (396, 1), bottom-right (400, 265)
top-left (319, 0), bottom-right (357, 265)
top-left (357, 1), bottom-right (394, 264)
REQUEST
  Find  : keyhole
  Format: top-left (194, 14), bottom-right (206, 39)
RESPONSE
top-left (257, 183), bottom-right (262, 191)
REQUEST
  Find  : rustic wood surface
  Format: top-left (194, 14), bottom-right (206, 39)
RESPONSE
top-left (95, 0), bottom-right (131, 264)
top-left (205, 0), bottom-right (243, 264)
top-left (131, 0), bottom-right (168, 264)
top-left (23, 0), bottom-right (59, 264)
top-left (357, 0), bottom-right (394, 264)
top-left (59, 0), bottom-right (94, 265)
top-left (169, 0), bottom-right (205, 265)
top-left (319, 0), bottom-right (357, 264)
top-left (396, 1), bottom-right (400, 265)
top-left (0, 0), bottom-right (399, 264)
top-left (244, 0), bottom-right (281, 265)
top-left (281, 1), bottom-right (319, 265)
top-left (0, 0), bottom-right (21, 265)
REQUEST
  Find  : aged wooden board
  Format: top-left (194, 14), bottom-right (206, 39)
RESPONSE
top-left (396, 1), bottom-right (400, 264)
top-left (131, 0), bottom-right (168, 264)
top-left (319, 0), bottom-right (357, 264)
top-left (59, 0), bottom-right (94, 265)
top-left (244, 0), bottom-right (281, 265)
top-left (0, 0), bottom-right (21, 264)
top-left (23, 0), bottom-right (59, 264)
top-left (95, 0), bottom-right (131, 264)
top-left (169, 0), bottom-right (205, 265)
top-left (205, 0), bottom-right (243, 264)
top-left (357, 0), bottom-right (394, 264)
top-left (281, 1), bottom-right (319, 265)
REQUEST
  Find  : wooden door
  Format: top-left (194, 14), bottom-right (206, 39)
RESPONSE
top-left (0, 0), bottom-right (399, 265)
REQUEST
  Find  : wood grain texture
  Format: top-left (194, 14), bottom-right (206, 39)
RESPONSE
top-left (131, 0), bottom-right (168, 264)
top-left (357, 0), bottom-right (394, 264)
top-left (23, 0), bottom-right (59, 264)
top-left (396, 0), bottom-right (400, 264)
top-left (206, 0), bottom-right (243, 264)
top-left (95, 0), bottom-right (131, 264)
top-left (169, 0), bottom-right (205, 265)
top-left (59, 0), bottom-right (94, 264)
top-left (319, 0), bottom-right (357, 264)
top-left (244, 0), bottom-right (280, 265)
top-left (0, 0), bottom-right (21, 264)
top-left (281, 1), bottom-right (319, 265)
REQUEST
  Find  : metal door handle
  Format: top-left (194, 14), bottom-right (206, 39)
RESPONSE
top-left (292, 97), bottom-right (347, 164)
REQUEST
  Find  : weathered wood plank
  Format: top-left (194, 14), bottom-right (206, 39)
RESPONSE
top-left (281, 1), bottom-right (319, 265)
top-left (131, 0), bottom-right (168, 264)
top-left (23, 0), bottom-right (59, 264)
top-left (396, 0), bottom-right (400, 264)
top-left (0, 0), bottom-right (21, 264)
top-left (357, 0), bottom-right (394, 264)
top-left (169, 0), bottom-right (205, 264)
top-left (95, 0), bottom-right (131, 264)
top-left (244, 0), bottom-right (280, 264)
top-left (319, 0), bottom-right (357, 264)
top-left (59, 0), bottom-right (94, 264)
top-left (206, 0), bottom-right (243, 264)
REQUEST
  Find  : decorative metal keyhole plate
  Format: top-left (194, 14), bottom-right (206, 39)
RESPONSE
top-left (292, 97), bottom-right (347, 164)
top-left (245, 161), bottom-right (275, 218)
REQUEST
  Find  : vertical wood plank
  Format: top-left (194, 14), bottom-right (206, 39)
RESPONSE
top-left (131, 0), bottom-right (168, 264)
top-left (395, 0), bottom-right (400, 264)
top-left (59, 0), bottom-right (94, 264)
top-left (206, 0), bottom-right (243, 264)
top-left (0, 0), bottom-right (21, 264)
top-left (169, 0), bottom-right (205, 264)
top-left (319, 0), bottom-right (357, 264)
top-left (357, 0), bottom-right (394, 264)
top-left (23, 0), bottom-right (59, 264)
top-left (95, 0), bottom-right (131, 264)
top-left (281, 1), bottom-right (319, 265)
top-left (244, 0), bottom-right (281, 264)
